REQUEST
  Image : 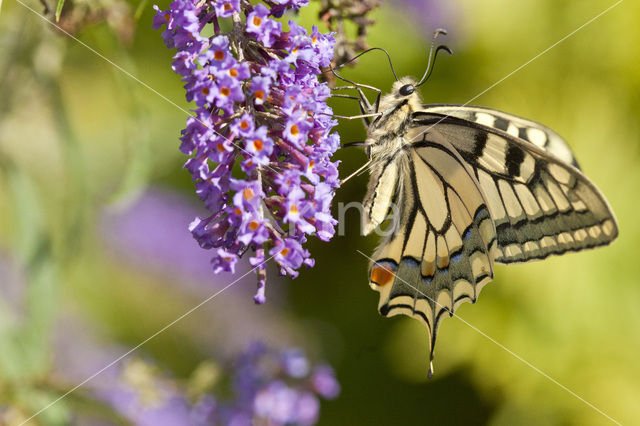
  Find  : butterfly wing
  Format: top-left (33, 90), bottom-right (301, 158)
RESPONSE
top-left (367, 129), bottom-right (497, 368)
top-left (421, 104), bottom-right (581, 169)
top-left (411, 109), bottom-right (618, 263)
top-left (367, 109), bottom-right (617, 370)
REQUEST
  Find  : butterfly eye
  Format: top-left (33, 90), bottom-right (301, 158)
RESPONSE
top-left (399, 84), bottom-right (414, 96)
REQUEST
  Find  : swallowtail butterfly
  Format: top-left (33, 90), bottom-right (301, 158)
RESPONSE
top-left (337, 34), bottom-right (618, 376)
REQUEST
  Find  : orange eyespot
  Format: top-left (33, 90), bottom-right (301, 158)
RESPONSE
top-left (371, 265), bottom-right (395, 287)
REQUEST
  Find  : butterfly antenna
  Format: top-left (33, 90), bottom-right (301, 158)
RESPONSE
top-left (416, 29), bottom-right (453, 87)
top-left (328, 47), bottom-right (399, 82)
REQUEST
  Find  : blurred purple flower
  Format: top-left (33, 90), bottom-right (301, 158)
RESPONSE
top-left (310, 365), bottom-right (341, 399)
top-left (101, 189), bottom-right (255, 289)
top-left (54, 328), bottom-right (338, 426)
top-left (220, 342), bottom-right (340, 425)
top-left (153, 0), bottom-right (340, 303)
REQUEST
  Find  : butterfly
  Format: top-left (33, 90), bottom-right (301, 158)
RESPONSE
top-left (334, 33), bottom-right (618, 377)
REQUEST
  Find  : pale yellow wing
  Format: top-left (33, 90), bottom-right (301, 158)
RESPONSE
top-left (368, 131), bottom-right (496, 373)
top-left (412, 110), bottom-right (618, 263)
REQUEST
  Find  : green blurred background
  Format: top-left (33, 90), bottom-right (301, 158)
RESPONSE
top-left (1, 0), bottom-right (639, 424)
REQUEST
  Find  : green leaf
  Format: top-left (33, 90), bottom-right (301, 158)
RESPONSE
top-left (55, 0), bottom-right (65, 22)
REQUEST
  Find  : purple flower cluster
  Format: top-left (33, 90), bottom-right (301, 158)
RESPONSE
top-left (153, 0), bottom-right (340, 302)
top-left (92, 344), bottom-right (339, 426)
top-left (221, 342), bottom-right (340, 425)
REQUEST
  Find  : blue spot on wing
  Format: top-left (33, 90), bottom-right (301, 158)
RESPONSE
top-left (462, 226), bottom-right (473, 241)
top-left (402, 257), bottom-right (421, 268)
top-left (451, 252), bottom-right (462, 263)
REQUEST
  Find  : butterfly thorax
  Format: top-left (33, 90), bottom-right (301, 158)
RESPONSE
top-left (366, 77), bottom-right (423, 163)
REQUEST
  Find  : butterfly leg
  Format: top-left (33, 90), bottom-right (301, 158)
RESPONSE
top-left (331, 112), bottom-right (383, 121)
top-left (331, 84), bottom-right (382, 127)
top-left (329, 94), bottom-right (369, 116)
top-left (331, 85), bottom-right (376, 112)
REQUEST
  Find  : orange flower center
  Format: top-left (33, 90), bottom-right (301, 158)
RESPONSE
top-left (243, 188), bottom-right (254, 200)
top-left (253, 16), bottom-right (262, 26)
top-left (229, 68), bottom-right (238, 77)
top-left (202, 87), bottom-right (210, 95)
top-left (220, 87), bottom-right (230, 96)
top-left (254, 90), bottom-right (265, 100)
top-left (290, 204), bottom-right (298, 213)
top-left (164, 13), bottom-right (171, 22)
top-left (240, 120), bottom-right (249, 129)
top-left (234, 208), bottom-right (242, 215)
top-left (281, 248), bottom-right (290, 256)
top-left (253, 139), bottom-right (263, 151)
top-left (223, 3), bottom-right (232, 11)
top-left (216, 143), bottom-right (225, 152)
top-left (249, 221), bottom-right (259, 230)
top-left (214, 50), bottom-right (225, 60)
top-left (290, 124), bottom-right (299, 136)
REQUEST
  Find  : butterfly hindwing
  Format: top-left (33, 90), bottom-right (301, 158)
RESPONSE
top-left (412, 110), bottom-right (618, 263)
top-left (368, 132), bottom-right (496, 359)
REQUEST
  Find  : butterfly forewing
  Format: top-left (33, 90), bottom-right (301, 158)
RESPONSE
top-left (421, 104), bottom-right (581, 169)
top-left (411, 111), bottom-right (618, 263)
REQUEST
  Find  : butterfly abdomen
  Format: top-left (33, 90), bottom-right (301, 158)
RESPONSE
top-left (362, 153), bottom-right (407, 235)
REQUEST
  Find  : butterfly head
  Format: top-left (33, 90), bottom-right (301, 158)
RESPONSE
top-left (367, 76), bottom-right (424, 156)
top-left (399, 82), bottom-right (414, 96)
top-left (382, 76), bottom-right (423, 112)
